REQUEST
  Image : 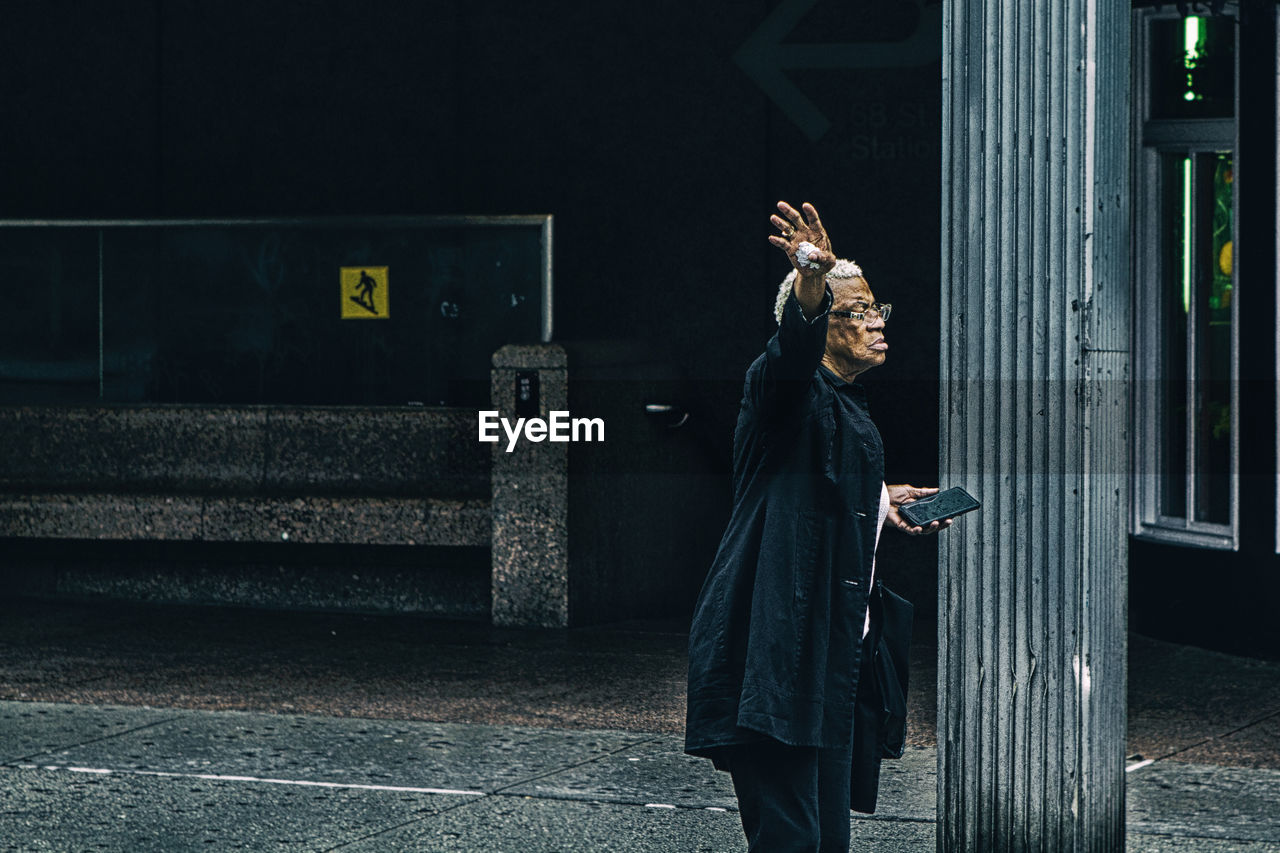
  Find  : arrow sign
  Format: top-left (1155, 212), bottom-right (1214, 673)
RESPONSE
top-left (735, 0), bottom-right (942, 141)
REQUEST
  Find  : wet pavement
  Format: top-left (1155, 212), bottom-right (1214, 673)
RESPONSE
top-left (2, 597), bottom-right (1280, 850)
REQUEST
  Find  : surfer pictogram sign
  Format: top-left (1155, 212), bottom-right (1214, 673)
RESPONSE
top-left (340, 267), bottom-right (389, 319)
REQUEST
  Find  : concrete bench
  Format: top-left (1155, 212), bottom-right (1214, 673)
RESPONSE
top-left (0, 345), bottom-right (578, 626)
top-left (0, 406), bottom-right (490, 547)
top-left (0, 343), bottom-right (717, 629)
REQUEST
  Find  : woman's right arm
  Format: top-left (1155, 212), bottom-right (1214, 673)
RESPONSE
top-left (768, 201), bottom-right (834, 318)
top-left (750, 201), bottom-right (838, 415)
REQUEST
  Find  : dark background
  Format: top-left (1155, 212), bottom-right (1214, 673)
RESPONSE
top-left (0, 0), bottom-right (947, 622)
top-left (3, 1), bottom-right (1279, 656)
top-left (0, 0), bottom-right (944, 382)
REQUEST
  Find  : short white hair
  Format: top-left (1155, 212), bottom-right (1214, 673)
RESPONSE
top-left (774, 258), bottom-right (864, 324)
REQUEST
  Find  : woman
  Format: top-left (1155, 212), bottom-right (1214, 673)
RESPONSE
top-left (684, 201), bottom-right (949, 852)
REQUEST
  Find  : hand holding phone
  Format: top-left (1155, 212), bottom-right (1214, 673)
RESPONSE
top-left (898, 486), bottom-right (980, 528)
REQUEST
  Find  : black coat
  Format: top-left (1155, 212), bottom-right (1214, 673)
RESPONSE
top-left (685, 287), bottom-right (886, 761)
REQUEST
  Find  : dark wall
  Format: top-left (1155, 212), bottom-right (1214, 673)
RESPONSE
top-left (1, 3), bottom-right (163, 216)
top-left (1, 1), bottom-right (945, 621)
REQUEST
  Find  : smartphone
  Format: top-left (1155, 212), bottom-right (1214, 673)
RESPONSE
top-left (898, 486), bottom-right (980, 527)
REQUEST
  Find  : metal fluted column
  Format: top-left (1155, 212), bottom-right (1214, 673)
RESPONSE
top-left (938, 0), bottom-right (1130, 850)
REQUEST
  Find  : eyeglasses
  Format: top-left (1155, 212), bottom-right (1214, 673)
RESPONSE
top-left (830, 303), bottom-right (892, 323)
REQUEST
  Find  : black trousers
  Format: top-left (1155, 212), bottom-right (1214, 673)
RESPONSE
top-left (725, 737), bottom-right (853, 853)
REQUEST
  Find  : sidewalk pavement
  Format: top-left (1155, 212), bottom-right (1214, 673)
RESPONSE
top-left (3, 701), bottom-right (1280, 851)
top-left (2, 597), bottom-right (1280, 850)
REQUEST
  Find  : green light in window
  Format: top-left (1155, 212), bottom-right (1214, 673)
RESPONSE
top-left (1183, 16), bottom-right (1201, 102)
top-left (1182, 156), bottom-right (1192, 315)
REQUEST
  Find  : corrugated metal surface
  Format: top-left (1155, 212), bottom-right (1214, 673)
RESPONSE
top-left (939, 0), bottom-right (1130, 850)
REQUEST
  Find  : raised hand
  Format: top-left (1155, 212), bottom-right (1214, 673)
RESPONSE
top-left (769, 201), bottom-right (836, 319)
top-left (767, 201), bottom-right (835, 277)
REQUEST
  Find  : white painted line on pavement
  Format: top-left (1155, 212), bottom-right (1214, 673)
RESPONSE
top-left (645, 803), bottom-right (676, 809)
top-left (37, 764), bottom-right (485, 795)
top-left (1125, 759), bottom-right (1155, 772)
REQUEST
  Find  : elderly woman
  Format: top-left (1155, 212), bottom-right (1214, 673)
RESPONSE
top-left (684, 201), bottom-right (949, 852)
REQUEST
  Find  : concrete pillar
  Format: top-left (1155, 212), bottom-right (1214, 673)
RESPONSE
top-left (939, 1), bottom-right (1130, 850)
top-left (490, 344), bottom-right (570, 628)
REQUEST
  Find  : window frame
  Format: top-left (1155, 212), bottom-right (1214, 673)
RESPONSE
top-left (1131, 6), bottom-right (1240, 550)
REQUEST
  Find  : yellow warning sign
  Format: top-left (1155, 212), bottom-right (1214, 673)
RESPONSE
top-left (340, 267), bottom-right (389, 319)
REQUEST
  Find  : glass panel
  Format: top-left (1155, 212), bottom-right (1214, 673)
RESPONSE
top-left (1149, 16), bottom-right (1235, 120)
top-left (1158, 153), bottom-right (1189, 519)
top-left (0, 229), bottom-right (100, 404)
top-left (0, 220), bottom-right (548, 408)
top-left (1193, 153), bottom-right (1232, 524)
top-left (101, 225), bottom-right (544, 407)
